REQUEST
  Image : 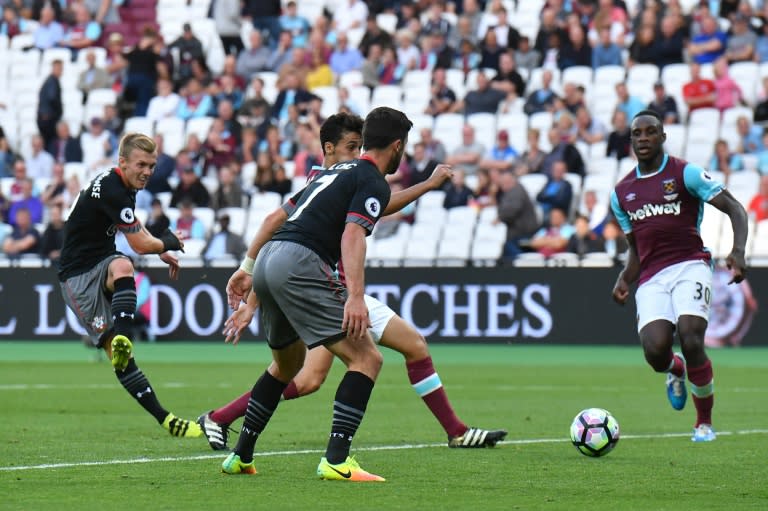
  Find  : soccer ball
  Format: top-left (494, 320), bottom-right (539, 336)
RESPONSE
top-left (569, 408), bottom-right (620, 457)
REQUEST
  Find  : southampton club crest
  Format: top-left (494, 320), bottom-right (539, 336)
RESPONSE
top-left (90, 315), bottom-right (107, 333)
top-left (662, 178), bottom-right (678, 201)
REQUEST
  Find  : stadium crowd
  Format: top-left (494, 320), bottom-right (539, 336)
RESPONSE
top-left (1, 0), bottom-right (768, 267)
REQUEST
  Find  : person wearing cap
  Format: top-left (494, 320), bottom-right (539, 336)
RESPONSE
top-left (169, 23), bottom-right (205, 84)
top-left (725, 13), bottom-right (756, 63)
top-left (480, 129), bottom-right (519, 173)
top-left (647, 81), bottom-right (680, 125)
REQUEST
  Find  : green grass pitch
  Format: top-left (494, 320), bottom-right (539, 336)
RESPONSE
top-left (1, 342), bottom-right (767, 511)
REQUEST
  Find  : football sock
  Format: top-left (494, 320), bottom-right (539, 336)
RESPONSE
top-left (325, 371), bottom-right (374, 464)
top-left (282, 380), bottom-right (300, 400)
top-left (111, 277), bottom-right (137, 337)
top-left (115, 358), bottom-right (168, 422)
top-left (407, 356), bottom-right (467, 438)
top-left (210, 391), bottom-right (250, 425)
top-left (688, 359), bottom-right (714, 427)
top-left (666, 352), bottom-right (686, 378)
top-left (233, 371), bottom-right (287, 463)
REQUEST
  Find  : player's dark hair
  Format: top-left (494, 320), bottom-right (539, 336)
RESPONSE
top-left (319, 112), bottom-right (364, 155)
top-left (362, 107), bottom-right (413, 150)
top-left (633, 109), bottom-right (664, 124)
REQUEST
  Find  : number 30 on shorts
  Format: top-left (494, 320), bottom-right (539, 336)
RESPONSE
top-left (694, 282), bottom-right (711, 304)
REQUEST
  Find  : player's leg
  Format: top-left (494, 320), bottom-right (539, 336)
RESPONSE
top-left (318, 333), bottom-right (385, 481)
top-left (672, 262), bottom-right (716, 441)
top-left (372, 299), bottom-right (507, 448)
top-left (636, 276), bottom-right (687, 410)
top-left (281, 346), bottom-right (335, 399)
top-left (225, 340), bottom-right (306, 474)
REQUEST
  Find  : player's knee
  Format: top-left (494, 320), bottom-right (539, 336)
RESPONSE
top-left (643, 345), bottom-right (671, 372)
top-left (365, 346), bottom-right (384, 374)
top-left (298, 371), bottom-right (327, 395)
top-left (110, 257), bottom-right (134, 278)
top-left (402, 332), bottom-right (429, 362)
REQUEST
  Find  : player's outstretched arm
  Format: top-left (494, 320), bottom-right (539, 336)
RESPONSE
top-left (340, 222), bottom-right (371, 341)
top-left (383, 164), bottom-right (453, 215)
top-left (227, 207), bottom-right (289, 309)
top-left (612, 233), bottom-right (639, 306)
top-left (709, 189), bottom-right (748, 283)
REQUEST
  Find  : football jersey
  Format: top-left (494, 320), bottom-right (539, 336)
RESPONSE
top-left (58, 168), bottom-right (141, 281)
top-left (275, 156), bottom-right (390, 266)
top-left (610, 154), bottom-right (724, 285)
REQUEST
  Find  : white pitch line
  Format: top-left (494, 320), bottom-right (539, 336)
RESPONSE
top-left (2, 429), bottom-right (767, 473)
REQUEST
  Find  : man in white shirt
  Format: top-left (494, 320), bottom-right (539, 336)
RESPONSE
top-left (25, 135), bottom-right (55, 179)
top-left (79, 117), bottom-right (113, 175)
top-left (333, 0), bottom-right (368, 33)
top-left (146, 78), bottom-right (180, 123)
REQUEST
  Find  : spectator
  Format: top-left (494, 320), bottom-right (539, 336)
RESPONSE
top-left (615, 82), bottom-right (645, 122)
top-left (536, 160), bottom-right (573, 219)
top-left (145, 198), bottom-right (170, 238)
top-left (479, 29), bottom-right (504, 71)
top-left (450, 14), bottom-right (479, 51)
top-left (491, 52), bottom-right (526, 99)
top-left (530, 207), bottom-right (575, 257)
top-left (40, 162), bottom-right (66, 208)
top-left (243, 0), bottom-right (281, 48)
top-left (145, 134), bottom-right (176, 196)
top-left (558, 23), bottom-right (591, 70)
top-left (515, 35), bottom-right (540, 73)
top-left (580, 189), bottom-right (609, 235)
top-left (333, 0), bottom-right (368, 33)
top-left (1, 6), bottom-right (29, 39)
top-left (566, 214), bottom-right (605, 257)
top-left (736, 116), bottom-right (763, 155)
top-left (515, 128), bottom-right (546, 175)
top-left (592, 26), bottom-right (623, 69)
top-left (709, 139), bottom-right (743, 179)
top-left (8, 160), bottom-right (30, 202)
top-left (534, 6), bottom-right (566, 58)
top-left (102, 104), bottom-right (122, 139)
top-left (37, 59), bottom-right (63, 149)
top-left (395, 29), bottom-right (420, 72)
top-left (687, 14), bottom-right (726, 64)
top-left (655, 15), bottom-right (685, 69)
top-left (606, 109), bottom-right (631, 160)
top-left (32, 5), bottom-right (63, 50)
top-left (454, 72), bottom-right (507, 116)
top-left (305, 47), bottom-right (334, 91)
top-left (46, 121), bottom-right (82, 164)
top-left (202, 119), bottom-right (237, 174)
top-left (60, 174), bottom-right (81, 213)
top-left (236, 30), bottom-right (272, 80)
top-left (59, 3), bottom-right (101, 55)
top-left (254, 153), bottom-right (291, 195)
top-left (8, 179), bottom-right (43, 226)
top-left (170, 167), bottom-right (210, 208)
top-left (360, 14), bottom-right (393, 58)
top-left (80, 118), bottom-right (114, 174)
top-left (682, 61), bottom-right (716, 113)
top-left (453, 38), bottom-right (481, 77)
top-left (216, 54), bottom-right (247, 92)
top-left (270, 70), bottom-right (314, 124)
top-left (77, 49), bottom-right (111, 102)
top-left (280, 1), bottom-right (310, 49)
top-left (210, 164), bottom-right (245, 210)
top-left (422, 2), bottom-right (451, 38)
top-left (171, 200), bottom-right (207, 240)
top-left (575, 106), bottom-right (607, 145)
top-left (627, 24), bottom-right (656, 66)
top-left (25, 135), bottom-right (54, 179)
top-left (0, 129), bottom-right (16, 178)
top-left (446, 124), bottom-right (486, 176)
top-left (712, 56), bottom-right (742, 113)
top-left (176, 77), bottom-right (214, 120)
top-left (524, 69), bottom-right (557, 115)
top-left (542, 127), bottom-right (585, 177)
top-left (145, 78), bottom-right (180, 123)
top-left (725, 13), bottom-right (756, 63)
top-left (408, 142), bottom-right (438, 187)
top-left (480, 129), bottom-right (518, 173)
top-left (497, 170), bottom-right (539, 261)
top-left (104, 32), bottom-right (128, 94)
top-left (189, 56), bottom-right (214, 88)
top-left (170, 23), bottom-right (205, 85)
top-left (39, 204), bottom-right (65, 263)
top-left (602, 219), bottom-right (629, 261)
top-left (747, 174), bottom-right (768, 222)
top-left (420, 127), bottom-right (447, 163)
top-left (330, 31), bottom-right (365, 76)
top-left (123, 28), bottom-right (161, 117)
top-left (470, 168), bottom-right (498, 209)
top-left (424, 67), bottom-right (457, 116)
top-left (361, 43), bottom-right (384, 89)
top-left (203, 213), bottom-right (247, 264)
top-left (2, 207), bottom-right (40, 258)
top-left (647, 82), bottom-right (680, 125)
top-left (212, 0), bottom-right (243, 55)
top-left (443, 168), bottom-right (475, 210)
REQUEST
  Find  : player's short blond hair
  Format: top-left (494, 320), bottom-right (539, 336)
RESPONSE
top-left (118, 133), bottom-right (156, 160)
